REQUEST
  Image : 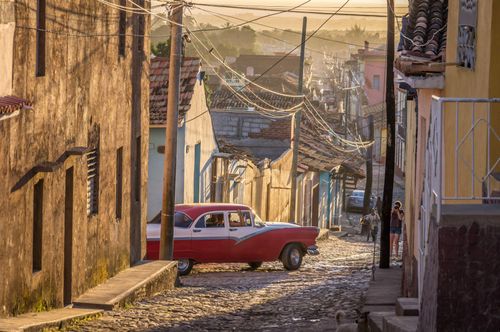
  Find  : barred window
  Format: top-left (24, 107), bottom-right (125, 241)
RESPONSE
top-left (33, 179), bottom-right (43, 272)
top-left (87, 148), bottom-right (99, 216)
top-left (36, 0), bottom-right (46, 77)
top-left (118, 0), bottom-right (126, 56)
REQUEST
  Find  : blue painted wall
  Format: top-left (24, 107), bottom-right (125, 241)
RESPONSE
top-left (147, 127), bottom-right (185, 221)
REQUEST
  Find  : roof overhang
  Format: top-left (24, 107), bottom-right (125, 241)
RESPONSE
top-left (395, 68), bottom-right (445, 90)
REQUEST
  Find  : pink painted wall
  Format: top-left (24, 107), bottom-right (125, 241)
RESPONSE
top-left (363, 56), bottom-right (386, 106)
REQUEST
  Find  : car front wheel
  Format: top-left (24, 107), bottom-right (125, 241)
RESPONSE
top-left (281, 244), bottom-right (303, 271)
top-left (177, 259), bottom-right (194, 276)
top-left (248, 262), bottom-right (263, 270)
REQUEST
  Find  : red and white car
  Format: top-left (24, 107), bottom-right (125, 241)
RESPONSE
top-left (147, 203), bottom-right (320, 275)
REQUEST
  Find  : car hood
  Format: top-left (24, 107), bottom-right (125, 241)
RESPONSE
top-left (264, 222), bottom-right (301, 228)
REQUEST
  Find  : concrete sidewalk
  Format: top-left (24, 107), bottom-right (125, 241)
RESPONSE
top-left (0, 308), bottom-right (102, 332)
top-left (73, 260), bottom-right (177, 310)
top-left (0, 260), bottom-right (177, 332)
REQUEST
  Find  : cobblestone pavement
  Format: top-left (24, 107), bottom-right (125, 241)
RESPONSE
top-left (66, 234), bottom-right (376, 332)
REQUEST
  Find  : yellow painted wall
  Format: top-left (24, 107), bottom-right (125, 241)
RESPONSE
top-left (404, 100), bottom-right (417, 258)
top-left (443, 0), bottom-right (500, 200)
top-left (490, 1), bottom-right (500, 183)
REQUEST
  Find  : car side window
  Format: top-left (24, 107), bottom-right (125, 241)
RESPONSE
top-left (195, 213), bottom-right (225, 228)
top-left (228, 211), bottom-right (252, 227)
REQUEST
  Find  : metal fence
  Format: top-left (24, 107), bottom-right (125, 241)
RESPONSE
top-left (418, 96), bottom-right (500, 300)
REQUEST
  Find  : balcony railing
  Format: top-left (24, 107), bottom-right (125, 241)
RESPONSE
top-left (418, 96), bottom-right (500, 300)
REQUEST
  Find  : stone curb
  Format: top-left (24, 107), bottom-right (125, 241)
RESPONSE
top-left (0, 308), bottom-right (103, 332)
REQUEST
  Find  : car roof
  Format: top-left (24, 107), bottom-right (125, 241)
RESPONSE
top-left (176, 203), bottom-right (251, 219)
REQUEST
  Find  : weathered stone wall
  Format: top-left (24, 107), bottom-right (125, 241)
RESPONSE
top-left (0, 0), bottom-right (149, 317)
top-left (418, 205), bottom-right (500, 332)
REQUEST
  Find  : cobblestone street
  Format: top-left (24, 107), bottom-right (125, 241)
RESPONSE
top-left (66, 233), bottom-right (375, 332)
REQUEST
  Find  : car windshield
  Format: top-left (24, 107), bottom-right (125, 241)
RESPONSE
top-left (174, 212), bottom-right (193, 228)
top-left (252, 210), bottom-right (266, 227)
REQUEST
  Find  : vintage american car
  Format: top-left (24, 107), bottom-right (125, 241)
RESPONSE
top-left (146, 203), bottom-right (320, 275)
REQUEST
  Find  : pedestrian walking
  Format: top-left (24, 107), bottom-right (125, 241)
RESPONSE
top-left (364, 208), bottom-right (380, 242)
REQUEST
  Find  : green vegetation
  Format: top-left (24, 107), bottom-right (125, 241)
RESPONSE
top-left (151, 23), bottom-right (259, 63)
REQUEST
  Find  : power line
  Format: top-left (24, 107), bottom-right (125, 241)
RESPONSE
top-left (224, 0), bottom-right (353, 100)
top-left (188, 2), bottom-right (395, 18)
top-left (188, 24), bottom-right (305, 98)
top-left (190, 5), bottom-right (388, 51)
top-left (188, 6), bottom-right (347, 58)
top-left (191, 39), bottom-right (302, 118)
top-left (186, 0), bottom-right (313, 32)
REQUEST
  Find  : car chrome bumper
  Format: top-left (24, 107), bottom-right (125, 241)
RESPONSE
top-left (307, 245), bottom-right (320, 256)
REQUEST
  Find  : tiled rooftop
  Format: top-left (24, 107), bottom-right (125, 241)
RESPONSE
top-left (401, 0), bottom-right (448, 60)
top-left (149, 57), bottom-right (201, 125)
top-left (298, 118), bottom-right (364, 177)
top-left (210, 88), bottom-right (300, 111)
top-left (0, 96), bottom-right (32, 117)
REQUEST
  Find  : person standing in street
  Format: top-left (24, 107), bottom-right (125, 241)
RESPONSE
top-left (364, 208), bottom-right (380, 242)
top-left (390, 201), bottom-right (403, 257)
top-left (369, 208), bottom-right (381, 242)
top-left (360, 215), bottom-right (370, 240)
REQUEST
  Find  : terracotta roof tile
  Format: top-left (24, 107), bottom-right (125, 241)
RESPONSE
top-left (0, 96), bottom-right (32, 116)
top-left (210, 87), bottom-right (299, 110)
top-left (149, 56), bottom-right (201, 125)
top-left (401, 0), bottom-right (448, 60)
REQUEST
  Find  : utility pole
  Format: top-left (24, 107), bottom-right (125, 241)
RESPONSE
top-left (342, 73), bottom-right (351, 212)
top-left (289, 16), bottom-right (307, 223)
top-left (160, 2), bottom-right (183, 260)
top-left (380, 0), bottom-right (396, 269)
top-left (362, 115), bottom-right (374, 215)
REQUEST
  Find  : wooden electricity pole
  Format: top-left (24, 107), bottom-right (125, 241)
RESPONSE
top-left (380, 0), bottom-right (396, 269)
top-left (289, 16), bottom-right (307, 223)
top-left (362, 115), bottom-right (374, 216)
top-left (160, 2), bottom-right (183, 260)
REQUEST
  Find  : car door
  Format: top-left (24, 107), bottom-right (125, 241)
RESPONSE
top-left (227, 210), bottom-right (258, 262)
top-left (190, 211), bottom-right (229, 262)
top-left (173, 212), bottom-right (193, 260)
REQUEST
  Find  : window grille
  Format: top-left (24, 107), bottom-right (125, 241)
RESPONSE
top-left (118, 0), bottom-right (126, 56)
top-left (87, 148), bottom-right (99, 216)
top-left (36, 0), bottom-right (46, 77)
top-left (116, 147), bottom-right (123, 219)
top-left (457, 0), bottom-right (477, 69)
top-left (33, 179), bottom-right (43, 272)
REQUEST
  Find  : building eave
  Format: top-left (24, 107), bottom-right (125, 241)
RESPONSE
top-left (395, 68), bottom-right (445, 90)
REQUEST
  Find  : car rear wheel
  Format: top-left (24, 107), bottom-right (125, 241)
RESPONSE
top-left (281, 244), bottom-right (303, 271)
top-left (248, 262), bottom-right (263, 270)
top-left (177, 259), bottom-right (193, 276)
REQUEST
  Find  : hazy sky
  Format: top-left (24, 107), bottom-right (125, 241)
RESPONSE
top-left (152, 0), bottom-right (409, 31)
top-left (190, 0), bottom-right (408, 6)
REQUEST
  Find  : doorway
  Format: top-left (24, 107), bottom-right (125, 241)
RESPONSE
top-left (64, 167), bottom-right (74, 305)
top-left (311, 184), bottom-right (319, 227)
top-left (193, 143), bottom-right (201, 203)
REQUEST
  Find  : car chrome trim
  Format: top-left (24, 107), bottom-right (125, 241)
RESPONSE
top-left (234, 227), bottom-right (278, 245)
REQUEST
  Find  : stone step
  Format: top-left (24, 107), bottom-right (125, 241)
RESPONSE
top-left (383, 315), bottom-right (418, 332)
top-left (395, 298), bottom-right (419, 316)
top-left (368, 311), bottom-right (393, 332)
top-left (73, 260), bottom-right (177, 310)
top-left (0, 308), bottom-right (102, 332)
